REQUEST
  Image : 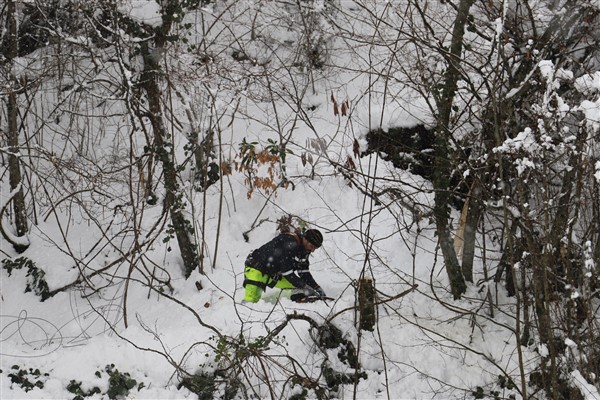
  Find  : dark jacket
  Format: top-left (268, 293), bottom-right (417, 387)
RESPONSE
top-left (246, 233), bottom-right (319, 289)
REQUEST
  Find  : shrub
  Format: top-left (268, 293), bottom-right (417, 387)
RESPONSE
top-left (1, 257), bottom-right (51, 301)
top-left (6, 365), bottom-right (49, 392)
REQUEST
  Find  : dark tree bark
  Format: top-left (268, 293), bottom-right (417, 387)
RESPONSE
top-left (460, 182), bottom-right (483, 283)
top-left (431, 0), bottom-right (475, 299)
top-left (133, 1), bottom-right (198, 277)
top-left (3, 0), bottom-right (29, 253)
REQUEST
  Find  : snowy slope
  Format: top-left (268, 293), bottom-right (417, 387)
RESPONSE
top-left (0, 1), bottom-right (567, 399)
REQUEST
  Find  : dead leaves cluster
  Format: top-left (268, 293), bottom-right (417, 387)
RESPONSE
top-left (331, 93), bottom-right (350, 117)
top-left (234, 147), bottom-right (284, 199)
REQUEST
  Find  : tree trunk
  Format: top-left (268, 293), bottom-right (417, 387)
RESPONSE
top-left (460, 182), bottom-right (483, 282)
top-left (140, 42), bottom-right (198, 278)
top-left (4, 0), bottom-right (29, 253)
top-left (432, 0), bottom-right (474, 299)
top-left (358, 278), bottom-right (376, 331)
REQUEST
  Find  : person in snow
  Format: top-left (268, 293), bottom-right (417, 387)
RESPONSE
top-left (243, 229), bottom-right (326, 303)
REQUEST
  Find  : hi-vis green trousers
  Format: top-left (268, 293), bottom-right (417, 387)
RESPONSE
top-left (243, 266), bottom-right (293, 302)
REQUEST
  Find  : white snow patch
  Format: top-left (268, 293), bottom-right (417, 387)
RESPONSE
top-left (118, 0), bottom-right (163, 28)
top-left (570, 370), bottom-right (600, 400)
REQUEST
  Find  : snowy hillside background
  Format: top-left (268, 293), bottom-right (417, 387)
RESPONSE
top-left (2, 1), bottom-right (600, 399)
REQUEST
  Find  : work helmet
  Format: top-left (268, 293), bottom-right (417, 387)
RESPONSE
top-left (304, 229), bottom-right (323, 248)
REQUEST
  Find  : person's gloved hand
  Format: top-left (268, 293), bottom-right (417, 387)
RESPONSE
top-left (314, 286), bottom-right (326, 297)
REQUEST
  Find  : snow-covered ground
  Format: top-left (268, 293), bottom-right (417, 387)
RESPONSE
top-left (3, 1), bottom-right (599, 399)
top-left (0, 127), bottom-right (535, 399)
